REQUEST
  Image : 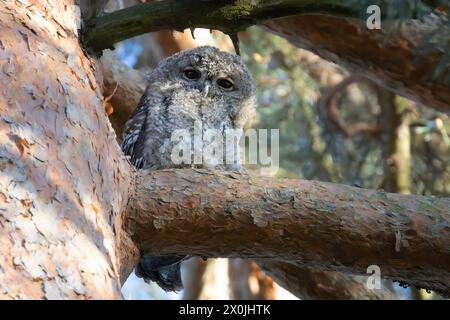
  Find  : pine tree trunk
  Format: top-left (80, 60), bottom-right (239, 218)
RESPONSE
top-left (0, 0), bottom-right (136, 299)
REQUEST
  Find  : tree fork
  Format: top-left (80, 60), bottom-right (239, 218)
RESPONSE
top-left (124, 168), bottom-right (450, 296)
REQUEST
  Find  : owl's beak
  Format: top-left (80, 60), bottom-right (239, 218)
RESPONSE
top-left (202, 81), bottom-right (211, 98)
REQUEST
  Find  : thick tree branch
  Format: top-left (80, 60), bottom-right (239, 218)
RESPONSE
top-left (124, 169), bottom-right (450, 297)
top-left (82, 0), bottom-right (365, 52)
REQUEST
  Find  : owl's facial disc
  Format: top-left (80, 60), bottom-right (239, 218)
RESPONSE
top-left (180, 65), bottom-right (238, 99)
top-left (157, 46), bottom-right (255, 107)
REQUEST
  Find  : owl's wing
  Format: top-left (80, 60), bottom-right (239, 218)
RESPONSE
top-left (121, 94), bottom-right (150, 169)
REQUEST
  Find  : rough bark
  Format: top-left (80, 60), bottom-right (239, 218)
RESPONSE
top-left (125, 169), bottom-right (450, 297)
top-left (0, 0), bottom-right (137, 299)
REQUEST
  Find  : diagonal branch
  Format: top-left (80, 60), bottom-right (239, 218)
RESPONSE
top-left (124, 168), bottom-right (450, 297)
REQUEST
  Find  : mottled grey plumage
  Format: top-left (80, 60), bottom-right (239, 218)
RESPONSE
top-left (121, 46), bottom-right (256, 292)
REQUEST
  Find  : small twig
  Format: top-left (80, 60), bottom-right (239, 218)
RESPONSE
top-left (229, 33), bottom-right (240, 55)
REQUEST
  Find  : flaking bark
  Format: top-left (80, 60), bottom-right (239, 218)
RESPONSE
top-left (0, 0), bottom-right (136, 299)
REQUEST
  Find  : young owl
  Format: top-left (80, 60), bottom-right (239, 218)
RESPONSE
top-left (121, 46), bottom-right (256, 292)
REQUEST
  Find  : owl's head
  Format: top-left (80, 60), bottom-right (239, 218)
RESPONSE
top-left (149, 46), bottom-right (256, 128)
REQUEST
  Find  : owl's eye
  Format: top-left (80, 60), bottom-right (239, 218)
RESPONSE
top-left (217, 78), bottom-right (234, 91)
top-left (183, 68), bottom-right (201, 80)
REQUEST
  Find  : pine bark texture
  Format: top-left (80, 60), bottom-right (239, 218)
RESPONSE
top-left (0, 0), bottom-right (137, 299)
top-left (126, 169), bottom-right (450, 296)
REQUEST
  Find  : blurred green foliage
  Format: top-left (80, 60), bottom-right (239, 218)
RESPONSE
top-left (241, 27), bottom-right (450, 196)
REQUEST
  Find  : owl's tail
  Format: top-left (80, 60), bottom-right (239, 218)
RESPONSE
top-left (135, 255), bottom-right (186, 292)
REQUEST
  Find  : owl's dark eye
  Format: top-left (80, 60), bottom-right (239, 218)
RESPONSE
top-left (183, 68), bottom-right (201, 80)
top-left (217, 78), bottom-right (234, 91)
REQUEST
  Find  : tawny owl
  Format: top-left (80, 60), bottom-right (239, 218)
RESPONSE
top-left (121, 46), bottom-right (256, 292)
